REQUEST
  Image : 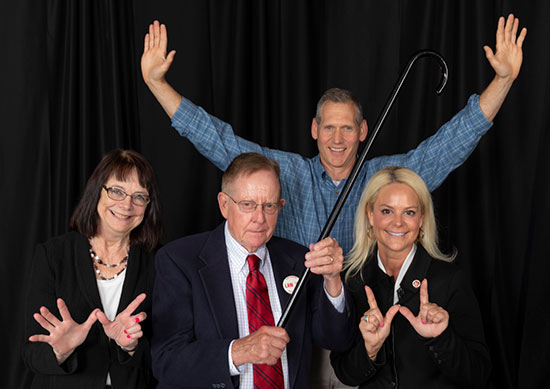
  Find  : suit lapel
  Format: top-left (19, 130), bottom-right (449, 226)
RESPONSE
top-left (117, 245), bottom-right (141, 315)
top-left (359, 256), bottom-right (395, 313)
top-left (198, 224), bottom-right (239, 340)
top-left (398, 245), bottom-right (432, 310)
top-left (268, 241), bottom-right (299, 314)
top-left (74, 234), bottom-right (103, 310)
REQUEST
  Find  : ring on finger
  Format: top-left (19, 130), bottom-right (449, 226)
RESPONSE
top-left (328, 256), bottom-right (334, 264)
top-left (363, 314), bottom-right (369, 323)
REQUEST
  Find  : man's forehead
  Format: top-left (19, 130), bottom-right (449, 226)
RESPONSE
top-left (320, 101), bottom-right (357, 121)
top-left (231, 170), bottom-right (281, 194)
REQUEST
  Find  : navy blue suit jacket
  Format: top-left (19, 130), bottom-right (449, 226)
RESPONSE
top-left (152, 223), bottom-right (355, 388)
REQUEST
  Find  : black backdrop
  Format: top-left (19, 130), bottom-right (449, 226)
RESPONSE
top-left (2, 1), bottom-right (549, 388)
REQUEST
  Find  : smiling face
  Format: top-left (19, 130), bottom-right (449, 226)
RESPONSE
top-left (96, 169), bottom-right (149, 240)
top-left (367, 183), bottom-right (424, 263)
top-left (311, 101), bottom-right (367, 181)
top-left (218, 170), bottom-right (284, 253)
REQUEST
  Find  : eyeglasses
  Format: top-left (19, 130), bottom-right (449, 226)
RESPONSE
top-left (103, 186), bottom-right (150, 207)
top-left (224, 193), bottom-right (281, 215)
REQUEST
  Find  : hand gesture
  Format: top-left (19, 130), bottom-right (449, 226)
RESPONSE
top-left (359, 286), bottom-right (400, 360)
top-left (231, 326), bottom-right (290, 366)
top-left (28, 298), bottom-right (99, 364)
top-left (399, 279), bottom-right (449, 338)
top-left (305, 237), bottom-right (344, 297)
top-left (484, 14), bottom-right (527, 81)
top-left (141, 20), bottom-right (177, 85)
top-left (96, 293), bottom-right (147, 352)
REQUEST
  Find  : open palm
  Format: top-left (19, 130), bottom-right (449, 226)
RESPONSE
top-left (484, 14), bottom-right (527, 80)
top-left (29, 298), bottom-right (99, 363)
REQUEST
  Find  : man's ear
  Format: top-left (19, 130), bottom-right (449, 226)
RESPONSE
top-left (311, 117), bottom-right (319, 140)
top-left (359, 119), bottom-right (368, 142)
top-left (218, 192), bottom-right (229, 219)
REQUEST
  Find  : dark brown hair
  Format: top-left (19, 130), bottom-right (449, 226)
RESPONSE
top-left (222, 153), bottom-right (282, 197)
top-left (70, 149), bottom-right (162, 251)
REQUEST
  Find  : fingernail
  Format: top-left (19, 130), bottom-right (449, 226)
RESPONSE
top-left (135, 317), bottom-right (140, 323)
top-left (127, 334), bottom-right (131, 339)
top-left (380, 322), bottom-right (384, 328)
top-left (124, 330), bottom-right (127, 334)
top-left (422, 319), bottom-right (426, 324)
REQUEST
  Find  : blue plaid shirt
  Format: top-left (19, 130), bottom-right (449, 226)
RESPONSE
top-left (172, 94), bottom-right (491, 254)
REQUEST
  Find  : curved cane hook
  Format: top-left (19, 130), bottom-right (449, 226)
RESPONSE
top-left (406, 50), bottom-right (449, 95)
top-left (277, 50), bottom-right (449, 329)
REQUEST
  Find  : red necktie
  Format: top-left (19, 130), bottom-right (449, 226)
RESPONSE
top-left (246, 254), bottom-right (284, 388)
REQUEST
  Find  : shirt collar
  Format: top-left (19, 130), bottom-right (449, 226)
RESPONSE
top-left (377, 243), bottom-right (417, 290)
top-left (312, 154), bottom-right (327, 178)
top-left (312, 154), bottom-right (352, 188)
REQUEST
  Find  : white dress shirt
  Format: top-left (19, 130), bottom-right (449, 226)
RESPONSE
top-left (224, 222), bottom-right (344, 388)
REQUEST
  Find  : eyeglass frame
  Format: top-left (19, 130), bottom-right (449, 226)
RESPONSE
top-left (103, 186), bottom-right (151, 207)
top-left (223, 192), bottom-right (282, 215)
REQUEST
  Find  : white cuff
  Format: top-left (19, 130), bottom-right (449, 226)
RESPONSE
top-left (228, 340), bottom-right (244, 376)
top-left (323, 281), bottom-right (346, 313)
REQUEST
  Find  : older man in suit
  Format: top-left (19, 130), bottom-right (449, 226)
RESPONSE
top-left (152, 152), bottom-right (355, 388)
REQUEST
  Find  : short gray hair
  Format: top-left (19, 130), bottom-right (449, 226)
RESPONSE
top-left (315, 88), bottom-right (363, 127)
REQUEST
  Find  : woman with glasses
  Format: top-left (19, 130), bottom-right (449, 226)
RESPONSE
top-left (330, 166), bottom-right (490, 388)
top-left (23, 149), bottom-right (162, 388)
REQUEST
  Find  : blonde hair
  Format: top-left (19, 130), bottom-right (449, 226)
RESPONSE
top-left (344, 166), bottom-right (455, 282)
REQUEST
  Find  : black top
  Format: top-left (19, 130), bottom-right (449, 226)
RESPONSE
top-left (331, 245), bottom-right (490, 388)
top-left (22, 231), bottom-right (157, 389)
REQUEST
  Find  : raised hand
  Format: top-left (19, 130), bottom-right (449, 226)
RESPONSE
top-left (231, 326), bottom-right (290, 366)
top-left (96, 293), bottom-right (147, 353)
top-left (359, 286), bottom-right (400, 361)
top-left (483, 14), bottom-right (527, 81)
top-left (305, 237), bottom-right (344, 297)
top-left (28, 298), bottom-right (99, 364)
top-left (141, 20), bottom-right (177, 86)
top-left (399, 279), bottom-right (449, 338)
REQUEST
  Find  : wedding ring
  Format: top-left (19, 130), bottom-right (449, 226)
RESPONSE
top-left (363, 314), bottom-right (369, 323)
top-left (329, 256), bottom-right (334, 264)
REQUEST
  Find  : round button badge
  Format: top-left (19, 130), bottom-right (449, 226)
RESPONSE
top-left (283, 275), bottom-right (299, 294)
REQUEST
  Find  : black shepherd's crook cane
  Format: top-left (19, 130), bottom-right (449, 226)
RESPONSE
top-left (277, 50), bottom-right (449, 328)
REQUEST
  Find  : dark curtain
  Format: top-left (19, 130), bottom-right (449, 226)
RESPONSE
top-left (2, 1), bottom-right (549, 388)
top-left (2, 0), bottom-right (142, 387)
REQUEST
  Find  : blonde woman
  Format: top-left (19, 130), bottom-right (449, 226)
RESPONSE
top-left (330, 166), bottom-right (490, 388)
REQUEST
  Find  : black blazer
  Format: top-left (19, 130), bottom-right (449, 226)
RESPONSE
top-left (331, 245), bottom-right (490, 388)
top-left (22, 231), bottom-right (156, 389)
top-left (152, 223), bottom-right (356, 388)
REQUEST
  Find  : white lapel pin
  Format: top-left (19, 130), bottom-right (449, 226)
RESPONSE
top-left (412, 279), bottom-right (421, 288)
top-left (283, 275), bottom-right (300, 294)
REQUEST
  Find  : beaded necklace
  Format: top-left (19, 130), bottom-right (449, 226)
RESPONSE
top-left (89, 248), bottom-right (129, 281)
